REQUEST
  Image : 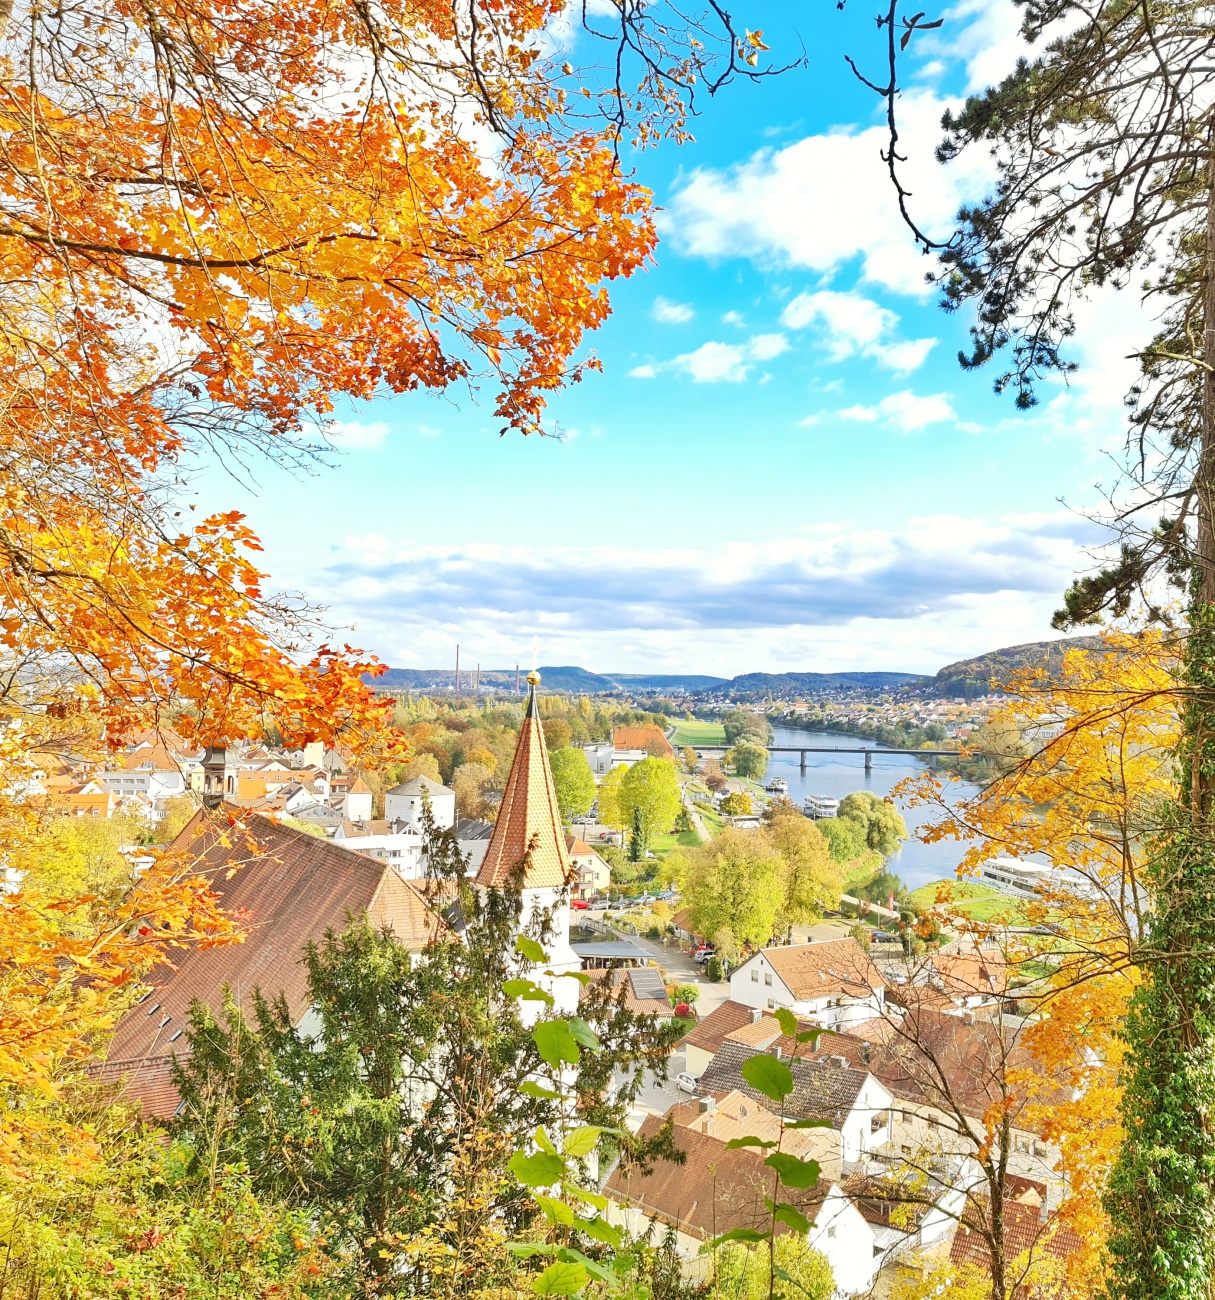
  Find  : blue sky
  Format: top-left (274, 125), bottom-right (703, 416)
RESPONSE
top-left (198, 0), bottom-right (1146, 678)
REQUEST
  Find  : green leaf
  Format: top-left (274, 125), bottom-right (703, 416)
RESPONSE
top-left (516, 935), bottom-right (548, 963)
top-left (534, 1194), bottom-right (576, 1227)
top-left (564, 1183), bottom-right (608, 1210)
top-left (764, 1153), bottom-right (821, 1189)
top-left (740, 1053), bottom-right (794, 1102)
top-left (563, 1126), bottom-right (602, 1158)
top-left (519, 1081), bottom-right (562, 1100)
top-left (505, 978), bottom-right (556, 1006)
top-left (556, 1246), bottom-right (618, 1285)
top-left (794, 1028), bottom-right (823, 1046)
top-left (568, 1018), bottom-right (601, 1051)
top-left (724, 1136), bottom-right (775, 1151)
top-left (708, 1228), bottom-right (769, 1247)
top-left (507, 1242), bottom-right (555, 1258)
top-left (578, 1216), bottom-right (622, 1248)
top-left (556, 970), bottom-right (591, 985)
top-left (508, 1151), bottom-right (564, 1188)
top-left (785, 1118), bottom-right (834, 1130)
top-left (767, 1200), bottom-right (811, 1234)
top-left (532, 1261), bottom-right (587, 1296)
top-left (774, 1007), bottom-right (798, 1038)
top-left (533, 1020), bottom-right (580, 1068)
top-left (534, 1126), bottom-right (557, 1154)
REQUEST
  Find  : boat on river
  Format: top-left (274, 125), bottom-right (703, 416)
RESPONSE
top-left (766, 776), bottom-right (788, 795)
top-left (803, 793), bottom-right (839, 820)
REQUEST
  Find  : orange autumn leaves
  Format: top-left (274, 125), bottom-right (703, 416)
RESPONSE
top-left (0, 0), bottom-right (656, 750)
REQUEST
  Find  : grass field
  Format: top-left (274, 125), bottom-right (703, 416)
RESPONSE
top-left (907, 879), bottom-right (1030, 924)
top-left (668, 719), bottom-right (727, 746)
top-left (650, 830), bottom-right (701, 859)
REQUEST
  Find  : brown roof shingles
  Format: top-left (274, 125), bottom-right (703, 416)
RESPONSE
top-left (475, 681), bottom-right (572, 890)
top-left (104, 810), bottom-right (444, 1116)
top-left (698, 1040), bottom-right (870, 1125)
top-left (756, 938), bottom-right (885, 1000)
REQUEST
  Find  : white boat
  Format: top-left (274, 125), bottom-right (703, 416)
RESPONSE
top-left (766, 777), bottom-right (788, 794)
top-left (803, 794), bottom-right (839, 820)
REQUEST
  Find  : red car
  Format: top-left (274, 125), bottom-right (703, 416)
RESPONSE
top-left (570, 899), bottom-right (589, 910)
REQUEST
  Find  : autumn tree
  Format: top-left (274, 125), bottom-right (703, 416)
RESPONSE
top-left (679, 827), bottom-right (785, 951)
top-left (837, 791), bottom-right (907, 856)
top-left (619, 758), bottom-right (682, 850)
top-left (720, 792), bottom-right (753, 818)
top-left (549, 747), bottom-right (597, 820)
top-left (728, 742), bottom-right (769, 780)
top-left (873, 1), bottom-right (1215, 1286)
top-left (764, 804), bottom-right (841, 924)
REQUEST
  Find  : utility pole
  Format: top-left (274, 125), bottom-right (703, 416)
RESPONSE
top-left (515, 664), bottom-right (520, 695)
top-left (455, 644), bottom-right (460, 697)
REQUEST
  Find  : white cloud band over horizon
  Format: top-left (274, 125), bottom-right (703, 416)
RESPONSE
top-left (302, 512), bottom-right (1107, 676)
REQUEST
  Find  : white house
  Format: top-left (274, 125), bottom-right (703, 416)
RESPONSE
top-left (698, 1039), bottom-right (896, 1170)
top-left (334, 819), bottom-right (426, 877)
top-left (341, 776), bottom-right (374, 823)
top-left (606, 1113), bottom-right (883, 1295)
top-left (384, 774), bottom-right (456, 830)
top-left (731, 938), bottom-right (886, 1029)
top-left (582, 742), bottom-right (648, 778)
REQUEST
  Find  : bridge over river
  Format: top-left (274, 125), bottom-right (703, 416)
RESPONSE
top-left (690, 744), bottom-right (960, 774)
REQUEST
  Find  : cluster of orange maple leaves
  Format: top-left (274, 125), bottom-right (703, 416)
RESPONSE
top-left (0, 0), bottom-right (662, 1168)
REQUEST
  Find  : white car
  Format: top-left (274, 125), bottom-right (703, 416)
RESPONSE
top-left (675, 1072), bottom-right (698, 1094)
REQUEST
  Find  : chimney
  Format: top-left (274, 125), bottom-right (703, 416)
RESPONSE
top-left (829, 1055), bottom-right (848, 1069)
top-left (774, 1045), bottom-right (783, 1060)
top-left (698, 1096), bottom-right (717, 1115)
top-left (750, 1008), bottom-right (763, 1024)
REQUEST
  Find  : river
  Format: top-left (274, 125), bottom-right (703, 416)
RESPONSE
top-left (762, 724), bottom-right (980, 892)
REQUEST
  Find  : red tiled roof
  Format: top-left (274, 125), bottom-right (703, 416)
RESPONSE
top-left (475, 679), bottom-right (572, 890)
top-left (748, 938), bottom-right (885, 1000)
top-left (613, 726), bottom-right (674, 758)
top-left (104, 810), bottom-right (444, 1116)
top-left (606, 1114), bottom-right (830, 1242)
top-left (950, 1196), bottom-right (1082, 1288)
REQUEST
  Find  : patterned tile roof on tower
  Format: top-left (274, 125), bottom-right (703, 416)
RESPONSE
top-left (474, 671), bottom-right (573, 890)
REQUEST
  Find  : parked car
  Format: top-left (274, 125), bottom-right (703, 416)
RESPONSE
top-left (570, 899), bottom-right (589, 910)
top-left (872, 930), bottom-right (898, 942)
top-left (675, 1072), bottom-right (698, 1094)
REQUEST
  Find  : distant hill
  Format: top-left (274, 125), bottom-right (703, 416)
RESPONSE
top-left (725, 670), bottom-right (927, 695)
top-left (609, 673), bottom-right (731, 691)
top-left (365, 665), bottom-right (620, 693)
top-left (932, 637), bottom-right (1105, 698)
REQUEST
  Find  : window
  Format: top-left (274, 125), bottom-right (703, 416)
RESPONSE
top-left (766, 998), bottom-right (776, 1010)
top-left (873, 1245), bottom-right (884, 1259)
top-left (826, 1227), bottom-right (836, 1239)
top-left (751, 969), bottom-right (759, 983)
top-left (764, 973), bottom-right (773, 986)
top-left (870, 1114), bottom-right (887, 1133)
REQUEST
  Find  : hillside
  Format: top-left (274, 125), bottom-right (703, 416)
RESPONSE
top-left (367, 665), bottom-right (619, 693)
top-left (609, 673), bottom-right (730, 690)
top-left (932, 636), bottom-right (1105, 698)
top-left (726, 670), bottom-right (926, 695)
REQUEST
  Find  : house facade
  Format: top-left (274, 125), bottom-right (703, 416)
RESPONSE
top-left (731, 939), bottom-right (886, 1029)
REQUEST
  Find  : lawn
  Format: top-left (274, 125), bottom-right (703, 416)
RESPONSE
top-left (908, 878), bottom-right (1030, 925)
top-left (650, 830), bottom-right (701, 859)
top-left (668, 718), bottom-right (727, 746)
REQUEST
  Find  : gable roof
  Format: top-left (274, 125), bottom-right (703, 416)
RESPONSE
top-left (584, 967), bottom-right (673, 1018)
top-left (605, 1114), bottom-right (831, 1242)
top-left (745, 938), bottom-right (885, 1001)
top-left (669, 1090), bottom-right (828, 1164)
top-left (698, 1040), bottom-right (871, 1126)
top-left (474, 675), bottom-right (573, 890)
top-left (682, 999), bottom-right (759, 1056)
top-left (950, 1196), bottom-right (1082, 1285)
top-left (386, 774), bottom-right (451, 798)
top-left (102, 810), bottom-right (444, 1116)
top-left (564, 834), bottom-right (598, 858)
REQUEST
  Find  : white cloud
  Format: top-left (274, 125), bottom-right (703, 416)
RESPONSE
top-left (749, 333), bottom-right (790, 361)
top-left (673, 341), bottom-right (750, 383)
top-left (840, 390), bottom-right (956, 431)
top-left (652, 296), bottom-right (695, 324)
top-left (721, 310), bottom-right (745, 326)
top-left (415, 423), bottom-right (443, 437)
top-left (662, 90), bottom-right (995, 297)
top-left (328, 419), bottom-right (391, 450)
top-left (668, 333), bottom-right (790, 382)
top-left (315, 512), bottom-right (1105, 676)
top-left (781, 290), bottom-right (936, 373)
top-left (629, 364), bottom-right (657, 379)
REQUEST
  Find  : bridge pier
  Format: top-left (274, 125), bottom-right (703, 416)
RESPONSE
top-left (800, 751), bottom-right (807, 772)
top-left (864, 749), bottom-right (872, 775)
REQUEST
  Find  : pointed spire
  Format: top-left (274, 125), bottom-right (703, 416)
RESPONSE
top-left (475, 671), bottom-right (572, 889)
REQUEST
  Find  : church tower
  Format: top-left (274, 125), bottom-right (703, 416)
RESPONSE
top-left (475, 670), bottom-right (581, 1013)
